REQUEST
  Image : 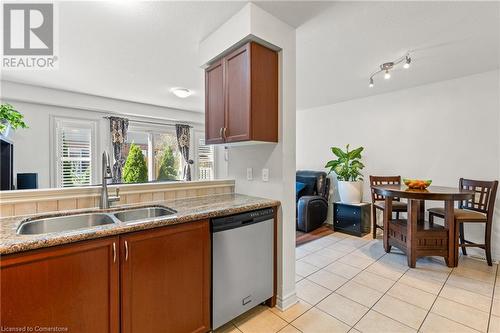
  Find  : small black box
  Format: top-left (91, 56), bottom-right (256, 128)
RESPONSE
top-left (17, 173), bottom-right (38, 190)
top-left (333, 202), bottom-right (371, 237)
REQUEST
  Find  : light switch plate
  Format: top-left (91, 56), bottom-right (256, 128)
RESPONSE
top-left (262, 168), bottom-right (269, 182)
top-left (246, 168), bottom-right (253, 181)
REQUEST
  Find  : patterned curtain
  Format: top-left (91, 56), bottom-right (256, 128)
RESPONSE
top-left (109, 117), bottom-right (129, 183)
top-left (176, 124), bottom-right (193, 181)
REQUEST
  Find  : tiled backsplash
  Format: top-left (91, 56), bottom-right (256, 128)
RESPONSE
top-left (0, 180), bottom-right (235, 217)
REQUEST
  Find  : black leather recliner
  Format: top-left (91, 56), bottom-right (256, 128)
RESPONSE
top-left (296, 170), bottom-right (330, 233)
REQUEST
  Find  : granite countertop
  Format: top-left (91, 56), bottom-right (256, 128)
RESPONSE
top-left (0, 193), bottom-right (280, 255)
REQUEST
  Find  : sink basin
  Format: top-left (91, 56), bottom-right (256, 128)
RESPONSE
top-left (17, 213), bottom-right (116, 235)
top-left (113, 207), bottom-right (176, 223)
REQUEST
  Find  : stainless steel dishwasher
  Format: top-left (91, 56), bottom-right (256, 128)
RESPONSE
top-left (212, 208), bottom-right (274, 330)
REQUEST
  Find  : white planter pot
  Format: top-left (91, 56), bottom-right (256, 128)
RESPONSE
top-left (338, 180), bottom-right (363, 203)
top-left (0, 122), bottom-right (12, 139)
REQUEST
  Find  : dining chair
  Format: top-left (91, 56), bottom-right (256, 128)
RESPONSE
top-left (370, 175), bottom-right (408, 239)
top-left (428, 178), bottom-right (498, 266)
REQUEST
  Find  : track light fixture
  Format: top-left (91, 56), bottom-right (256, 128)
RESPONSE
top-left (369, 52), bottom-right (412, 87)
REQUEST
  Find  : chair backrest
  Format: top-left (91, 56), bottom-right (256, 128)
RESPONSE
top-left (296, 170), bottom-right (330, 200)
top-left (459, 178), bottom-right (498, 218)
top-left (370, 175), bottom-right (401, 202)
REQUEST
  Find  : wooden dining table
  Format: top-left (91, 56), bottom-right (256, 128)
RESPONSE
top-left (371, 185), bottom-right (474, 268)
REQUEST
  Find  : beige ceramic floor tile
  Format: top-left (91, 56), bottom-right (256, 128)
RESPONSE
top-left (352, 243), bottom-right (386, 260)
top-left (312, 237), bottom-right (337, 248)
top-left (296, 279), bottom-right (331, 305)
top-left (296, 246), bottom-right (312, 260)
top-left (399, 269), bottom-right (445, 294)
top-left (338, 253), bottom-right (375, 269)
top-left (214, 322), bottom-right (242, 333)
top-left (351, 270), bottom-right (395, 293)
top-left (492, 298), bottom-right (500, 317)
top-left (458, 256), bottom-right (497, 273)
top-left (447, 274), bottom-right (494, 297)
top-left (270, 299), bottom-right (312, 323)
top-left (365, 260), bottom-right (407, 281)
top-left (495, 284), bottom-right (500, 300)
top-left (431, 297), bottom-right (489, 332)
top-left (295, 274), bottom-right (304, 283)
top-left (323, 261), bottom-right (362, 280)
top-left (490, 315), bottom-right (500, 333)
top-left (440, 284), bottom-right (492, 313)
top-left (301, 239), bottom-right (327, 252)
top-left (337, 237), bottom-right (369, 249)
top-left (452, 266), bottom-right (496, 284)
top-left (316, 293), bottom-right (369, 326)
top-left (300, 253), bottom-right (336, 268)
top-left (296, 260), bottom-right (320, 277)
top-left (420, 313), bottom-right (481, 333)
top-left (325, 233), bottom-right (349, 241)
top-left (354, 309), bottom-right (416, 333)
top-left (232, 305), bottom-right (287, 333)
top-left (291, 307), bottom-right (350, 333)
top-left (379, 252), bottom-right (410, 267)
top-left (307, 269), bottom-right (348, 291)
top-left (315, 247), bottom-right (348, 261)
top-left (327, 242), bottom-right (358, 253)
top-left (278, 325), bottom-right (301, 333)
top-left (336, 281), bottom-right (383, 307)
top-left (387, 282), bottom-right (437, 310)
top-left (410, 264), bottom-right (451, 283)
top-left (373, 295), bottom-right (427, 329)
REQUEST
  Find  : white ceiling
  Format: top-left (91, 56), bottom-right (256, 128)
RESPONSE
top-left (1, 1), bottom-right (331, 113)
top-left (2, 1), bottom-right (498, 113)
top-left (296, 1), bottom-right (500, 110)
top-left (1, 1), bottom-right (247, 113)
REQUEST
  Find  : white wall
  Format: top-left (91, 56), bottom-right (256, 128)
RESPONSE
top-left (297, 70), bottom-right (500, 260)
top-left (1, 81), bottom-right (204, 188)
top-left (200, 3), bottom-right (297, 310)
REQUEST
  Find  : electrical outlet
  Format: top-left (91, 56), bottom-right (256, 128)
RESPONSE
top-left (246, 168), bottom-right (253, 181)
top-left (262, 168), bottom-right (269, 182)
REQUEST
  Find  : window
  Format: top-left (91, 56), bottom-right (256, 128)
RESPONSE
top-left (121, 125), bottom-right (183, 183)
top-left (54, 118), bottom-right (96, 188)
top-left (197, 138), bottom-right (215, 180)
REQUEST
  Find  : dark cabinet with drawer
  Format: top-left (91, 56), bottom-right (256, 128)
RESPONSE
top-left (333, 202), bottom-right (371, 237)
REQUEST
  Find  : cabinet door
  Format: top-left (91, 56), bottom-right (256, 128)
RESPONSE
top-left (0, 237), bottom-right (119, 332)
top-left (205, 60), bottom-right (225, 144)
top-left (224, 44), bottom-right (251, 142)
top-left (121, 221), bottom-right (210, 333)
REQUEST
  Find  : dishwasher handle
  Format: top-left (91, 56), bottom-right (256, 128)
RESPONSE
top-left (212, 208), bottom-right (274, 233)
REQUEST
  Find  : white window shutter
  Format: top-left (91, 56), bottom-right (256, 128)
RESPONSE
top-left (57, 122), bottom-right (93, 187)
top-left (197, 138), bottom-right (214, 180)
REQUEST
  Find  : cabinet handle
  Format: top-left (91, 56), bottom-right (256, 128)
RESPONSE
top-left (219, 127), bottom-right (223, 139)
top-left (223, 127), bottom-right (227, 139)
top-left (125, 241), bottom-right (129, 261)
top-left (112, 242), bottom-right (116, 263)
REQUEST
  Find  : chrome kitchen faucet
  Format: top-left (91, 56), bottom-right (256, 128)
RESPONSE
top-left (100, 151), bottom-right (120, 209)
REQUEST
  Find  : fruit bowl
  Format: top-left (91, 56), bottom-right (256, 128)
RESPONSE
top-left (403, 178), bottom-right (432, 190)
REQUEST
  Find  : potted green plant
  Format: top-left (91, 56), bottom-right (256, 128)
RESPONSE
top-left (0, 103), bottom-right (28, 138)
top-left (325, 144), bottom-right (365, 203)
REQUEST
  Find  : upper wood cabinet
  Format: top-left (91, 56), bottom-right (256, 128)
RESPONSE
top-left (120, 220), bottom-right (210, 333)
top-left (1, 237), bottom-right (120, 332)
top-left (205, 42), bottom-right (278, 144)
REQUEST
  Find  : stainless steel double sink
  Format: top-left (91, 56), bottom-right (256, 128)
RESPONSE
top-left (16, 206), bottom-right (176, 235)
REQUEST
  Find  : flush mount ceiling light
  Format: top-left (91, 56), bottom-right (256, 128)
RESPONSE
top-left (170, 88), bottom-right (192, 98)
top-left (369, 53), bottom-right (412, 88)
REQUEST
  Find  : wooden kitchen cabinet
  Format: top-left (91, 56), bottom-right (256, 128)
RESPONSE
top-left (205, 41), bottom-right (278, 144)
top-left (0, 237), bottom-right (120, 332)
top-left (120, 220), bottom-right (210, 333)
